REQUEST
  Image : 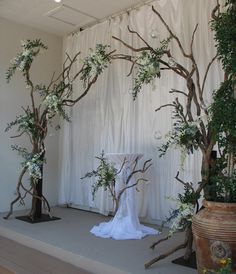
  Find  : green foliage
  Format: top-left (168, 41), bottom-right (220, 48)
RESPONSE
top-left (205, 157), bottom-right (236, 203)
top-left (210, 80), bottom-right (236, 153)
top-left (211, 0), bottom-right (236, 76)
top-left (5, 108), bottom-right (38, 138)
top-left (132, 37), bottom-right (171, 99)
top-left (81, 152), bottom-right (117, 199)
top-left (162, 184), bottom-right (198, 236)
top-left (178, 184), bottom-right (200, 205)
top-left (208, 79), bottom-right (236, 202)
top-left (11, 145), bottom-right (45, 180)
top-left (6, 39), bottom-right (47, 83)
top-left (204, 1), bottom-right (236, 203)
top-left (43, 92), bottom-right (70, 121)
top-left (80, 44), bottom-right (111, 87)
top-left (159, 101), bottom-right (201, 160)
top-left (133, 51), bottom-right (160, 99)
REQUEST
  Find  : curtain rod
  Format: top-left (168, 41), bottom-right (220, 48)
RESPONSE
top-left (70, 0), bottom-right (158, 36)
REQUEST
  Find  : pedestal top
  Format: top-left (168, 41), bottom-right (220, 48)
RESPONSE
top-left (105, 153), bottom-right (143, 165)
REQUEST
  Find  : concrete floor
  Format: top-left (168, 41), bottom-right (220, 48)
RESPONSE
top-left (0, 207), bottom-right (197, 274)
top-left (0, 236), bottom-right (91, 274)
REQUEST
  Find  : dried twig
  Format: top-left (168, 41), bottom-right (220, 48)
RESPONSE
top-left (112, 36), bottom-right (150, 52)
top-left (201, 54), bottom-right (218, 94)
top-left (169, 89), bottom-right (188, 97)
top-left (152, 6), bottom-right (190, 58)
top-left (127, 26), bottom-right (155, 53)
top-left (175, 171), bottom-right (195, 192)
top-left (145, 227), bottom-right (192, 268)
top-left (155, 103), bottom-right (175, 112)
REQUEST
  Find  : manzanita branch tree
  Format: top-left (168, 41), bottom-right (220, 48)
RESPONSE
top-left (4, 40), bottom-right (114, 221)
top-left (98, 0), bottom-right (236, 269)
top-left (109, 6), bottom-right (217, 265)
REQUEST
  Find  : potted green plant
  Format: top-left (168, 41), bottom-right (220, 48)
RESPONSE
top-left (192, 1), bottom-right (236, 272)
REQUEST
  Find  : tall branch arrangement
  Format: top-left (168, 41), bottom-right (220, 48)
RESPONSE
top-left (100, 0), bottom-right (236, 269)
top-left (4, 41), bottom-right (114, 220)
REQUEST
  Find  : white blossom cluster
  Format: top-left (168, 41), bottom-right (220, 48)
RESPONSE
top-left (160, 118), bottom-right (201, 166)
top-left (168, 201), bottom-right (195, 236)
top-left (133, 51), bottom-right (161, 99)
top-left (137, 52), bottom-right (160, 79)
top-left (99, 162), bottom-right (115, 184)
top-left (10, 40), bottom-right (32, 71)
top-left (6, 39), bottom-right (47, 82)
top-left (25, 152), bottom-right (44, 180)
top-left (44, 94), bottom-right (62, 118)
top-left (81, 44), bottom-right (110, 86)
top-left (18, 114), bottom-right (34, 130)
top-left (82, 152), bottom-right (117, 200)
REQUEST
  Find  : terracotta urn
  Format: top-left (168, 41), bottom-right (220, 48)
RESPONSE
top-left (192, 200), bottom-right (236, 273)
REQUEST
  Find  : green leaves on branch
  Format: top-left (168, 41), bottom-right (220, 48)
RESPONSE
top-left (178, 183), bottom-right (200, 205)
top-left (208, 80), bottom-right (236, 202)
top-left (162, 182), bottom-right (198, 237)
top-left (164, 200), bottom-right (195, 237)
top-left (44, 92), bottom-right (70, 121)
top-left (81, 152), bottom-right (117, 200)
top-left (207, 169), bottom-right (236, 203)
top-left (159, 100), bottom-right (202, 162)
top-left (5, 108), bottom-right (38, 138)
top-left (132, 37), bottom-right (171, 100)
top-left (80, 44), bottom-right (111, 87)
top-left (211, 0), bottom-right (236, 76)
top-left (207, 0), bottom-right (236, 203)
top-left (210, 80), bottom-right (236, 153)
top-left (6, 39), bottom-right (47, 83)
top-left (11, 145), bottom-right (45, 180)
top-left (133, 51), bottom-right (160, 99)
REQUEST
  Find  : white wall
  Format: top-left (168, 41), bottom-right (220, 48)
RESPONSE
top-left (0, 18), bottom-right (62, 213)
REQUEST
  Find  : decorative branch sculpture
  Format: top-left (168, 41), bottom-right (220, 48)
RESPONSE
top-left (82, 152), bottom-right (152, 213)
top-left (101, 1), bottom-right (232, 269)
top-left (4, 41), bottom-right (114, 221)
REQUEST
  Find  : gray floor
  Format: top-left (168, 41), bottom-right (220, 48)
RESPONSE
top-left (0, 207), bottom-right (197, 274)
top-left (0, 236), bottom-right (91, 274)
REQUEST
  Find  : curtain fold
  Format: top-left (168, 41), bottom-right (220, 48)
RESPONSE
top-left (58, 0), bottom-right (223, 221)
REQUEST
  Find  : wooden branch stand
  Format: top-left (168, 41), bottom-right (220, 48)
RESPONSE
top-left (15, 167), bottom-right (60, 224)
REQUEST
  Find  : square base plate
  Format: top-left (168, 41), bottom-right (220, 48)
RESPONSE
top-left (172, 252), bottom-right (197, 269)
top-left (15, 214), bottom-right (61, 224)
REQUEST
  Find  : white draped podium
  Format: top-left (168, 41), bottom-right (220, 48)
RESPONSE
top-left (90, 153), bottom-right (159, 240)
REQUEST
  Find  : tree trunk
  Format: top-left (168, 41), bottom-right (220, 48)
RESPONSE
top-left (34, 168), bottom-right (43, 219)
top-left (31, 145), bottom-right (45, 221)
top-left (184, 226), bottom-right (194, 260)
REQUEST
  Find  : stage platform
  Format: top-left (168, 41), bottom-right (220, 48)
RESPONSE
top-left (0, 207), bottom-right (197, 274)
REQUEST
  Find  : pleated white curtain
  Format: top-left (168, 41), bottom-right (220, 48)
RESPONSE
top-left (58, 0), bottom-right (223, 221)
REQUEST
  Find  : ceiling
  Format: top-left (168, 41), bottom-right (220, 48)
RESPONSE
top-left (0, 0), bottom-right (146, 37)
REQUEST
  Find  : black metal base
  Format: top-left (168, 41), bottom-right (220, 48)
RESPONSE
top-left (172, 252), bottom-right (197, 269)
top-left (15, 214), bottom-right (61, 224)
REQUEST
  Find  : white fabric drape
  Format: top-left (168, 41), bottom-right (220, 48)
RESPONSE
top-left (58, 0), bottom-right (223, 222)
top-left (90, 153), bottom-right (159, 239)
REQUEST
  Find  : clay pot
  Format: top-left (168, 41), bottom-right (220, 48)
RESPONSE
top-left (192, 200), bottom-right (236, 273)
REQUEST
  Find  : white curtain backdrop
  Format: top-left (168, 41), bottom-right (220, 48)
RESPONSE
top-left (58, 0), bottom-right (223, 222)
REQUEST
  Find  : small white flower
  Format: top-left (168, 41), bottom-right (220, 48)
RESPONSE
top-left (22, 49), bottom-right (31, 57)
